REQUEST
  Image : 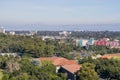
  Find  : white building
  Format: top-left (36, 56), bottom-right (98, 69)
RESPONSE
top-left (0, 27), bottom-right (5, 33)
top-left (9, 31), bottom-right (15, 35)
top-left (42, 36), bottom-right (55, 40)
top-left (92, 54), bottom-right (102, 59)
top-left (29, 31), bottom-right (37, 35)
top-left (0, 53), bottom-right (18, 57)
top-left (82, 39), bottom-right (88, 46)
top-left (59, 31), bottom-right (71, 36)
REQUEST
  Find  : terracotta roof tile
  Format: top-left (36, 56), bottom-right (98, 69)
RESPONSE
top-left (38, 57), bottom-right (77, 66)
top-left (101, 55), bottom-right (112, 59)
top-left (101, 53), bottom-right (120, 59)
top-left (37, 57), bottom-right (80, 74)
top-left (62, 64), bottom-right (81, 74)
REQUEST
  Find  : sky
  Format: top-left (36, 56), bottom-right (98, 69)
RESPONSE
top-left (0, 0), bottom-right (120, 25)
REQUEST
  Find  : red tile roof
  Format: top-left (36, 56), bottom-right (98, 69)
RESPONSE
top-left (37, 57), bottom-right (80, 74)
top-left (38, 57), bottom-right (78, 66)
top-left (101, 53), bottom-right (120, 59)
top-left (62, 64), bottom-right (81, 74)
top-left (101, 55), bottom-right (111, 59)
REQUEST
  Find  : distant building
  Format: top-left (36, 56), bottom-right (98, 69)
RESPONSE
top-left (29, 31), bottom-right (37, 35)
top-left (79, 39), bottom-right (88, 47)
top-left (95, 40), bottom-right (107, 46)
top-left (42, 36), bottom-right (55, 41)
top-left (0, 27), bottom-right (5, 33)
top-left (88, 38), bottom-right (94, 45)
top-left (76, 39), bottom-right (88, 47)
top-left (95, 38), bottom-right (119, 48)
top-left (92, 54), bottom-right (102, 59)
top-left (76, 38), bottom-right (94, 47)
top-left (59, 31), bottom-right (71, 37)
top-left (9, 31), bottom-right (15, 35)
top-left (75, 39), bottom-right (80, 46)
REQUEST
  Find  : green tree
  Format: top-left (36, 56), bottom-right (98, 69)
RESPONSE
top-left (2, 74), bottom-right (9, 80)
top-left (95, 59), bottom-right (120, 80)
top-left (78, 63), bottom-right (99, 80)
top-left (45, 44), bottom-right (55, 56)
top-left (0, 70), bottom-right (3, 80)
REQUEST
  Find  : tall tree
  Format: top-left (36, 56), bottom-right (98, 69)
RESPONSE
top-left (78, 63), bottom-right (99, 80)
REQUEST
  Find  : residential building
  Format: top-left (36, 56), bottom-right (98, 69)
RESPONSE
top-left (0, 27), bottom-right (5, 33)
top-left (37, 57), bottom-right (80, 80)
top-left (59, 31), bottom-right (71, 37)
top-left (101, 53), bottom-right (120, 59)
top-left (95, 38), bottom-right (119, 48)
top-left (76, 38), bottom-right (94, 47)
top-left (29, 31), bottom-right (37, 35)
top-left (9, 31), bottom-right (15, 35)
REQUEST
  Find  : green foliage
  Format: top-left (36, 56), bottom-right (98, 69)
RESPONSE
top-left (79, 58), bottom-right (120, 80)
top-left (0, 33), bottom-right (74, 59)
top-left (95, 59), bottom-right (120, 80)
top-left (89, 45), bottom-right (120, 55)
top-left (44, 43), bottom-right (55, 56)
top-left (0, 70), bottom-right (3, 80)
top-left (2, 74), bottom-right (9, 80)
top-left (71, 31), bottom-right (120, 40)
top-left (10, 73), bottom-right (29, 80)
top-left (78, 63), bottom-right (99, 80)
top-left (1, 32), bottom-right (120, 80)
top-left (0, 56), bottom-right (66, 80)
top-left (0, 33), bottom-right (72, 80)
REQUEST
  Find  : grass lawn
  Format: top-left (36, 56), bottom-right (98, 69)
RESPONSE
top-left (113, 57), bottom-right (120, 60)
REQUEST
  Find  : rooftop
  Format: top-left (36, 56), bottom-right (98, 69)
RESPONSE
top-left (101, 53), bottom-right (120, 59)
top-left (62, 64), bottom-right (80, 74)
top-left (37, 57), bottom-right (80, 74)
top-left (38, 57), bottom-right (78, 66)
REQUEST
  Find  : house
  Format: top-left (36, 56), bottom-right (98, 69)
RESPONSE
top-left (92, 54), bottom-right (102, 59)
top-left (59, 31), bottom-right (71, 37)
top-left (37, 57), bottom-right (81, 80)
top-left (0, 27), bottom-right (5, 33)
top-left (101, 53), bottom-right (120, 59)
top-left (9, 31), bottom-right (15, 35)
top-left (60, 64), bottom-right (80, 80)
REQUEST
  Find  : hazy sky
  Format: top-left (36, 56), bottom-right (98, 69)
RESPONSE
top-left (0, 0), bottom-right (120, 25)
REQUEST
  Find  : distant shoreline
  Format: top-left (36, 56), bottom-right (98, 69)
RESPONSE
top-left (1, 24), bottom-right (120, 31)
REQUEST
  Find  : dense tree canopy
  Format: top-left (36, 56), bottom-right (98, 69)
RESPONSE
top-left (0, 70), bottom-right (3, 80)
top-left (78, 63), bottom-right (99, 80)
top-left (0, 56), bottom-right (66, 80)
top-left (0, 34), bottom-right (73, 58)
top-left (0, 32), bottom-right (120, 80)
top-left (79, 58), bottom-right (120, 80)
